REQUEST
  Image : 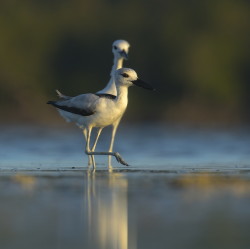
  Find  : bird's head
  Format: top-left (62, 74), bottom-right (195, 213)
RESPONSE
top-left (115, 68), bottom-right (155, 91)
top-left (112, 40), bottom-right (130, 60)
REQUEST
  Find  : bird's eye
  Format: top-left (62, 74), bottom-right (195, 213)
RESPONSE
top-left (121, 73), bottom-right (129, 78)
top-left (114, 46), bottom-right (117, 50)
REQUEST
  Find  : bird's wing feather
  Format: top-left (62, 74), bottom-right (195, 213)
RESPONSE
top-left (95, 93), bottom-right (116, 99)
top-left (48, 93), bottom-right (99, 116)
top-left (56, 89), bottom-right (72, 100)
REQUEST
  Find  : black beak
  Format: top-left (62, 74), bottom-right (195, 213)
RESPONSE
top-left (132, 78), bottom-right (155, 91)
top-left (119, 50), bottom-right (128, 60)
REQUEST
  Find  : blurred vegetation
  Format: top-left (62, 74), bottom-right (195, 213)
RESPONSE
top-left (0, 0), bottom-right (249, 125)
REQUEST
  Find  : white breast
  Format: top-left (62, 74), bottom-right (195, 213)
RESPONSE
top-left (77, 96), bottom-right (128, 128)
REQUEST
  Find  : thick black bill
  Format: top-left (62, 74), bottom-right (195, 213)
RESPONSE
top-left (132, 78), bottom-right (155, 91)
top-left (119, 50), bottom-right (128, 60)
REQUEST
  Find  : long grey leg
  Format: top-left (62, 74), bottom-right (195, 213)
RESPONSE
top-left (91, 128), bottom-right (103, 152)
top-left (83, 128), bottom-right (94, 166)
top-left (85, 127), bottom-right (96, 168)
top-left (85, 151), bottom-right (128, 166)
top-left (85, 121), bottom-right (129, 167)
top-left (85, 127), bottom-right (128, 166)
top-left (108, 119), bottom-right (121, 166)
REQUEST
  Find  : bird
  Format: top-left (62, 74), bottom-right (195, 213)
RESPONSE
top-left (97, 39), bottom-right (130, 96)
top-left (56, 39), bottom-right (130, 165)
top-left (47, 68), bottom-right (155, 168)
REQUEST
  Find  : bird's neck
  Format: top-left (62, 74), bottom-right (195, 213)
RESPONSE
top-left (115, 85), bottom-right (128, 105)
top-left (111, 57), bottom-right (123, 77)
top-left (98, 56), bottom-right (123, 95)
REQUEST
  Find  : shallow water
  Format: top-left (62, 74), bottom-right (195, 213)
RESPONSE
top-left (1, 125), bottom-right (250, 171)
top-left (1, 170), bottom-right (250, 249)
top-left (1, 125), bottom-right (250, 249)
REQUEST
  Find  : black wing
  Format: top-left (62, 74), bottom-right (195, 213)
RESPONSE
top-left (47, 101), bottom-right (94, 116)
top-left (95, 93), bottom-right (116, 100)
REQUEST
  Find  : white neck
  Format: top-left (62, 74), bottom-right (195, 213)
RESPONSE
top-left (97, 55), bottom-right (124, 96)
top-left (111, 56), bottom-right (123, 77)
top-left (115, 84), bottom-right (128, 112)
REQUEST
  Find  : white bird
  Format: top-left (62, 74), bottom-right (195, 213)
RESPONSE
top-left (56, 39), bottom-right (130, 165)
top-left (98, 39), bottom-right (130, 96)
top-left (48, 68), bottom-right (154, 167)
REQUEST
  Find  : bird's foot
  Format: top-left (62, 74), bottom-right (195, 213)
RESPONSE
top-left (114, 152), bottom-right (129, 166)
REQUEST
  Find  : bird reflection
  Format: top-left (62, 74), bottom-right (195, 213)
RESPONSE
top-left (85, 167), bottom-right (134, 249)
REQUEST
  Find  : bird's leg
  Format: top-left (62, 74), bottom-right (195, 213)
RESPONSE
top-left (85, 151), bottom-right (128, 166)
top-left (83, 128), bottom-right (94, 166)
top-left (85, 127), bottom-right (96, 169)
top-left (108, 119), bottom-right (121, 167)
top-left (91, 128), bottom-right (103, 152)
top-left (85, 122), bottom-right (129, 167)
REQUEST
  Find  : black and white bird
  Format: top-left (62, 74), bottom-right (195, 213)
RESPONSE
top-left (48, 68), bottom-right (154, 167)
top-left (56, 40), bottom-right (130, 165)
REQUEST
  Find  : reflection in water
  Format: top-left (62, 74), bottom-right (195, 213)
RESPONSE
top-left (172, 173), bottom-right (250, 199)
top-left (11, 174), bottom-right (36, 191)
top-left (1, 169), bottom-right (250, 249)
top-left (85, 168), bottom-right (134, 249)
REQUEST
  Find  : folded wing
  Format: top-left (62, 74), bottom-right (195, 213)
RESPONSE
top-left (47, 93), bottom-right (99, 116)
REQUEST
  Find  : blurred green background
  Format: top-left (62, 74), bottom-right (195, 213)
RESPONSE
top-left (0, 0), bottom-right (249, 125)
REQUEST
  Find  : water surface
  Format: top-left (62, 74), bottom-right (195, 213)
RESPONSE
top-left (1, 125), bottom-right (250, 171)
top-left (1, 125), bottom-right (250, 249)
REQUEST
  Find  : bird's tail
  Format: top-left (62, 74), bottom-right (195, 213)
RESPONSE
top-left (47, 100), bottom-right (56, 105)
top-left (56, 89), bottom-right (71, 100)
